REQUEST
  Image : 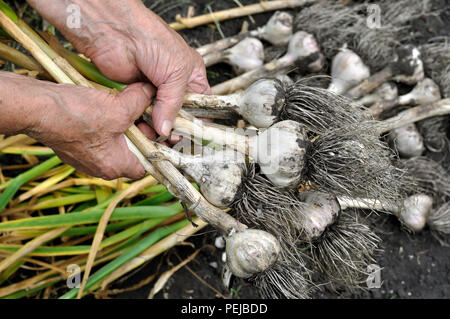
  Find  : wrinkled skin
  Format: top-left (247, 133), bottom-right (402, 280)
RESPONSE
top-left (0, 72), bottom-right (154, 180)
top-left (3, 0), bottom-right (210, 179)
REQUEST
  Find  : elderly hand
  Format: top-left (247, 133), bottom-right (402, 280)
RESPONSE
top-left (27, 0), bottom-right (210, 137)
top-left (0, 72), bottom-right (154, 180)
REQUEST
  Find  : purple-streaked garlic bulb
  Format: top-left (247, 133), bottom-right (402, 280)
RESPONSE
top-left (389, 123), bottom-right (425, 158)
top-left (328, 47), bottom-right (370, 95)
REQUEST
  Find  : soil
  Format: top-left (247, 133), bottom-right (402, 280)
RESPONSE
top-left (108, 0), bottom-right (450, 300)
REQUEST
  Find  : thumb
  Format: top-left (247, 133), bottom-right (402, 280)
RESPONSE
top-left (152, 74), bottom-right (188, 137)
top-left (115, 83), bottom-right (155, 122)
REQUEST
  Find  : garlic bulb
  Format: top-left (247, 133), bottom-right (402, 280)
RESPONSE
top-left (226, 229), bottom-right (281, 278)
top-left (299, 191), bottom-right (341, 241)
top-left (328, 48), bottom-right (370, 95)
top-left (282, 31), bottom-right (325, 73)
top-left (257, 11), bottom-right (293, 47)
top-left (155, 145), bottom-right (245, 208)
top-left (237, 78), bottom-right (285, 127)
top-left (399, 194), bottom-right (433, 232)
top-left (392, 46), bottom-right (425, 85)
top-left (227, 37), bottom-right (265, 74)
top-left (356, 82), bottom-right (398, 106)
top-left (397, 78), bottom-right (442, 105)
top-left (250, 120), bottom-right (309, 189)
top-left (389, 123), bottom-right (425, 158)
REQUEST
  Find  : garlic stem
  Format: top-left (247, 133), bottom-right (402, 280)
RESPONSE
top-left (356, 82), bottom-right (398, 106)
top-left (377, 98), bottom-right (450, 134)
top-left (367, 78), bottom-right (441, 118)
top-left (338, 194), bottom-right (433, 232)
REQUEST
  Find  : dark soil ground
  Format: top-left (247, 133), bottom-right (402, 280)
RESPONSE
top-left (107, 0), bottom-right (450, 300)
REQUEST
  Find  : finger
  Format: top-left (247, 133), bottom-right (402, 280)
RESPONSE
top-left (137, 122), bottom-right (157, 141)
top-left (187, 53), bottom-right (211, 94)
top-left (152, 73), bottom-right (188, 137)
top-left (115, 83), bottom-right (155, 122)
top-left (116, 135), bottom-right (146, 180)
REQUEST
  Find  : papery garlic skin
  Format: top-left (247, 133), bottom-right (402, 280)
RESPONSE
top-left (238, 79), bottom-right (285, 128)
top-left (227, 37), bottom-right (265, 74)
top-left (389, 124), bottom-right (425, 158)
top-left (226, 229), bottom-right (281, 278)
top-left (328, 48), bottom-right (370, 95)
top-left (285, 31), bottom-right (325, 73)
top-left (250, 120), bottom-right (309, 189)
top-left (399, 194), bottom-right (433, 232)
top-left (258, 11), bottom-right (293, 47)
top-left (299, 191), bottom-right (341, 241)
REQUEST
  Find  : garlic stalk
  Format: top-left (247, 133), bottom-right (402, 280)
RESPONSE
top-left (346, 45), bottom-right (425, 99)
top-left (202, 37), bottom-right (264, 74)
top-left (388, 123), bottom-right (425, 158)
top-left (211, 31), bottom-right (325, 94)
top-left (356, 82), bottom-right (398, 106)
top-left (327, 47), bottom-right (370, 95)
top-left (338, 194), bottom-right (433, 232)
top-left (196, 11), bottom-right (293, 56)
top-left (376, 98), bottom-right (450, 134)
top-left (367, 78), bottom-right (441, 118)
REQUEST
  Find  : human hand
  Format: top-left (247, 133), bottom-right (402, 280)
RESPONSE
top-left (27, 0), bottom-right (210, 137)
top-left (20, 76), bottom-right (155, 180)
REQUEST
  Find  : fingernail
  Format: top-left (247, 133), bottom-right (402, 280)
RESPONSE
top-left (142, 84), bottom-right (153, 99)
top-left (160, 120), bottom-right (173, 137)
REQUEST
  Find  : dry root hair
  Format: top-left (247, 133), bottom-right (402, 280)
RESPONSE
top-left (305, 210), bottom-right (382, 289)
top-left (307, 123), bottom-right (407, 204)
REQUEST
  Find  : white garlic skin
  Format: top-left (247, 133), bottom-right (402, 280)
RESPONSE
top-left (226, 229), bottom-right (281, 278)
top-left (184, 151), bottom-right (244, 208)
top-left (251, 120), bottom-right (308, 188)
top-left (238, 78), bottom-right (285, 128)
top-left (299, 191), bottom-right (341, 241)
top-left (399, 194), bottom-right (433, 232)
top-left (328, 48), bottom-right (370, 95)
top-left (287, 31), bottom-right (325, 73)
top-left (389, 124), bottom-right (425, 158)
top-left (157, 145), bottom-right (244, 208)
top-left (259, 11), bottom-right (293, 47)
top-left (399, 78), bottom-right (442, 105)
top-left (228, 37), bottom-right (265, 74)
